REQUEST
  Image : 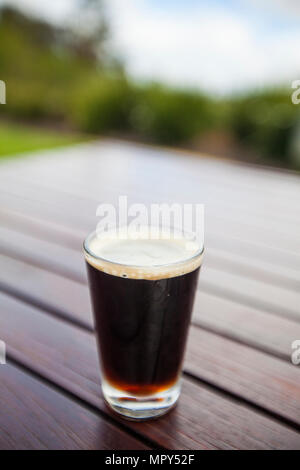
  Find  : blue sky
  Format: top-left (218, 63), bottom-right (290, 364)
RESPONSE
top-left (147, 0), bottom-right (300, 33)
top-left (2, 0), bottom-right (300, 94)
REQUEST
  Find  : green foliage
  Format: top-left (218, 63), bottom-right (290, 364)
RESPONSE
top-left (0, 5), bottom-right (110, 120)
top-left (0, 122), bottom-right (90, 158)
top-left (1, 5), bottom-right (300, 169)
top-left (229, 90), bottom-right (300, 165)
top-left (129, 84), bottom-right (213, 145)
top-left (71, 80), bottom-right (215, 145)
top-left (70, 77), bottom-right (136, 133)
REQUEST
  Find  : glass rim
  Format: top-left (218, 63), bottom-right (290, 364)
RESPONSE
top-left (83, 226), bottom-right (204, 270)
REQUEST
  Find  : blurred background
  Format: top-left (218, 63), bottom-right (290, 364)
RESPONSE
top-left (0, 2), bottom-right (300, 450)
top-left (0, 0), bottom-right (300, 169)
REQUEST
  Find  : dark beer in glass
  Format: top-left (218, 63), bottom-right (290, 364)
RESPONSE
top-left (84, 227), bottom-right (203, 419)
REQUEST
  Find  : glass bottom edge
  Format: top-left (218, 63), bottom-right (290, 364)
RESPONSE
top-left (102, 378), bottom-right (181, 421)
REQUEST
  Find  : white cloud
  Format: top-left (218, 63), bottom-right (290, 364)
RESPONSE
top-left (2, 0), bottom-right (300, 93)
top-left (263, 0), bottom-right (300, 17)
top-left (105, 0), bottom-right (300, 94)
top-left (0, 0), bottom-right (74, 24)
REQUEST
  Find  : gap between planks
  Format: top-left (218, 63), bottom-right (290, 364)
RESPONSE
top-left (0, 223), bottom-right (300, 327)
top-left (1, 291), bottom-right (300, 436)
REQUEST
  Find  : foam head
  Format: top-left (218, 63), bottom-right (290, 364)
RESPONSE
top-left (84, 227), bottom-right (204, 280)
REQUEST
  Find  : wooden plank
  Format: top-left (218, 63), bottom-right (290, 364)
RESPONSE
top-left (1, 141), bottom-right (300, 218)
top-left (206, 214), bottom-right (300, 256)
top-left (0, 364), bottom-right (149, 450)
top-left (0, 253), bottom-right (93, 330)
top-left (2, 195), bottom-right (300, 285)
top-left (1, 138), bottom-right (299, 195)
top-left (0, 206), bottom-right (85, 252)
top-left (1, 170), bottom-right (299, 231)
top-left (1, 223), bottom-right (299, 324)
top-left (0, 251), bottom-right (299, 360)
top-left (200, 265), bottom-right (300, 322)
top-left (2, 173), bottom-right (300, 279)
top-left (0, 226), bottom-right (84, 284)
top-left (1, 250), bottom-right (299, 360)
top-left (205, 245), bottom-right (300, 292)
top-left (0, 292), bottom-right (300, 449)
top-left (185, 327), bottom-right (300, 426)
top-left (206, 232), bottom-right (300, 282)
top-left (1, 171), bottom-right (300, 253)
top-left (193, 291), bottom-right (300, 359)
top-left (0, 276), bottom-right (298, 424)
top-left (1, 161), bottom-right (300, 282)
top-left (1, 204), bottom-right (300, 290)
top-left (1, 146), bottom-right (300, 250)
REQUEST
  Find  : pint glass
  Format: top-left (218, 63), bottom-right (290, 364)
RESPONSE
top-left (84, 227), bottom-right (203, 420)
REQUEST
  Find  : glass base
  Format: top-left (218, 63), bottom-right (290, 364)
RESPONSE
top-left (102, 378), bottom-right (181, 421)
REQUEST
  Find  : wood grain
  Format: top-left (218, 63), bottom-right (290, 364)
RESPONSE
top-left (1, 140), bottom-right (300, 449)
top-left (1, 222), bottom-right (300, 324)
top-left (1, 170), bottom-right (300, 257)
top-left (185, 327), bottom-right (300, 426)
top-left (193, 291), bottom-right (300, 359)
top-left (0, 252), bottom-right (299, 360)
top-left (1, 203), bottom-right (300, 290)
top-left (0, 364), bottom-right (149, 450)
top-left (0, 253), bottom-right (92, 329)
top-left (0, 292), bottom-right (300, 449)
top-left (1, 140), bottom-right (300, 220)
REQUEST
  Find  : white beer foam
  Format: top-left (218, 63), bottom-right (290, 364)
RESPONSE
top-left (84, 228), bottom-right (203, 280)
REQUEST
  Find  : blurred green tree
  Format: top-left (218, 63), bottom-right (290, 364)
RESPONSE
top-left (0, 2), bottom-right (119, 119)
top-left (0, 3), bottom-right (299, 169)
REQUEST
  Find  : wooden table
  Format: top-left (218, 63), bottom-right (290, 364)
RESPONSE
top-left (0, 139), bottom-right (300, 450)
